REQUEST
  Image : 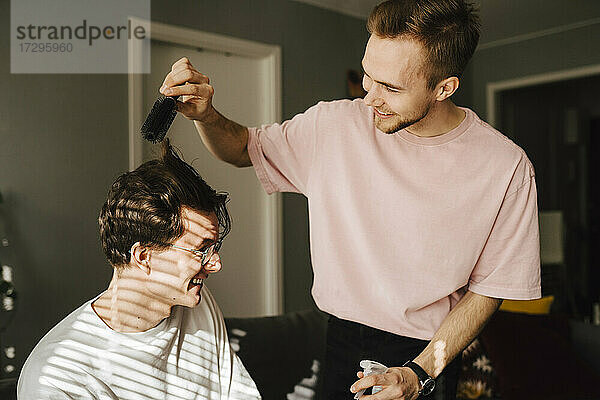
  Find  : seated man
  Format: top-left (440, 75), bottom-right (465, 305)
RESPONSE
top-left (18, 141), bottom-right (261, 399)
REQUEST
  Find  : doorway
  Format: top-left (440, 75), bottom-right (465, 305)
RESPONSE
top-left (129, 21), bottom-right (283, 317)
top-left (493, 73), bottom-right (600, 318)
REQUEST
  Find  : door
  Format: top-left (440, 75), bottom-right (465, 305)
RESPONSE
top-left (137, 37), bottom-right (280, 317)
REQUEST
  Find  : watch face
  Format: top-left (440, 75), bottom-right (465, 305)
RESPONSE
top-left (421, 378), bottom-right (436, 396)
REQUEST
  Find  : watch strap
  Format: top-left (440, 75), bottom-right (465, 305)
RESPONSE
top-left (402, 360), bottom-right (435, 396)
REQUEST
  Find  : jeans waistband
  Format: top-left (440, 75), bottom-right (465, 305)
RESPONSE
top-left (326, 313), bottom-right (429, 345)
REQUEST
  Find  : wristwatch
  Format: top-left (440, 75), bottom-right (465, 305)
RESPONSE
top-left (402, 360), bottom-right (436, 396)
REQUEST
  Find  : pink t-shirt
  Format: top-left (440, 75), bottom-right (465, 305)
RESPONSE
top-left (248, 99), bottom-right (541, 340)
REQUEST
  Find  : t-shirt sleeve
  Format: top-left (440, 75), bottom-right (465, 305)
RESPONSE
top-left (247, 103), bottom-right (321, 195)
top-left (468, 166), bottom-right (542, 300)
top-left (17, 360), bottom-right (80, 400)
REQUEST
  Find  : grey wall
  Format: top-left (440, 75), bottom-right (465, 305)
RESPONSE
top-left (476, 0), bottom-right (600, 45)
top-left (464, 0), bottom-right (600, 117)
top-left (0, 0), bottom-right (367, 377)
top-left (6, 0), bottom-right (597, 381)
top-left (0, 0), bottom-right (129, 379)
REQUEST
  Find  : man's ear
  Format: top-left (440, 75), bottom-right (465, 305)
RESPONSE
top-left (435, 76), bottom-right (460, 101)
top-left (130, 242), bottom-right (151, 275)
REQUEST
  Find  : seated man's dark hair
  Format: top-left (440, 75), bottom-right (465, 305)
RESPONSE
top-left (99, 139), bottom-right (231, 270)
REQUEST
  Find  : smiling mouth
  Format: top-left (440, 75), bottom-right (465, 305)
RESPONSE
top-left (374, 109), bottom-right (394, 118)
top-left (188, 278), bottom-right (204, 291)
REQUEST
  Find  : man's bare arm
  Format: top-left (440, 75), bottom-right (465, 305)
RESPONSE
top-left (351, 291), bottom-right (502, 399)
top-left (191, 108), bottom-right (251, 167)
top-left (413, 291), bottom-right (502, 378)
top-left (160, 57), bottom-right (251, 167)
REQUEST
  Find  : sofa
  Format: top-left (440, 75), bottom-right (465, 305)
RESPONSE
top-left (3, 309), bottom-right (599, 399)
top-left (225, 309), bottom-right (328, 400)
top-left (225, 309), bottom-right (600, 400)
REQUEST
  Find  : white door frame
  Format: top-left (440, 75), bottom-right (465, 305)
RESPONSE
top-left (128, 20), bottom-right (284, 315)
top-left (486, 64), bottom-right (600, 127)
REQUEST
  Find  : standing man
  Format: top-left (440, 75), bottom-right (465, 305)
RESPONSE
top-left (160, 1), bottom-right (541, 398)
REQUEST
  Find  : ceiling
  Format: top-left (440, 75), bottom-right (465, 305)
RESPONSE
top-left (290, 0), bottom-right (600, 47)
top-left (291, 0), bottom-right (381, 19)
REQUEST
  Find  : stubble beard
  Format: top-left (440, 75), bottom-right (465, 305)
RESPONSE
top-left (374, 103), bottom-right (432, 135)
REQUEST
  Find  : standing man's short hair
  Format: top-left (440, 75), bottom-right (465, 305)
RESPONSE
top-left (98, 140), bottom-right (231, 270)
top-left (367, 0), bottom-right (480, 89)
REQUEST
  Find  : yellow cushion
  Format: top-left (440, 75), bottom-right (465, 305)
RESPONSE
top-left (499, 296), bottom-right (554, 315)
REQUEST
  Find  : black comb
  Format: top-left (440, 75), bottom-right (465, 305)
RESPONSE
top-left (141, 95), bottom-right (180, 143)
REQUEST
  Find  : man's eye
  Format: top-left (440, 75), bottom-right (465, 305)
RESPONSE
top-left (385, 86), bottom-right (400, 93)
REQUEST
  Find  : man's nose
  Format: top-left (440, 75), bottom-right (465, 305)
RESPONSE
top-left (203, 252), bottom-right (222, 274)
top-left (363, 84), bottom-right (384, 107)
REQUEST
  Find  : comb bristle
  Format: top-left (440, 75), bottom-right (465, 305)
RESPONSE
top-left (141, 96), bottom-right (178, 143)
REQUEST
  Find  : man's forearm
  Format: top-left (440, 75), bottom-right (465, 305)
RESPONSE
top-left (193, 107), bottom-right (252, 168)
top-left (413, 291), bottom-right (502, 378)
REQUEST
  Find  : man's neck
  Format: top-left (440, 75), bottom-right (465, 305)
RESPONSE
top-left (405, 100), bottom-right (465, 138)
top-left (92, 271), bottom-right (172, 333)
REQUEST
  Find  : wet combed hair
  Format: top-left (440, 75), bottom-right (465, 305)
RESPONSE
top-left (99, 139), bottom-right (231, 270)
top-left (367, 0), bottom-right (480, 89)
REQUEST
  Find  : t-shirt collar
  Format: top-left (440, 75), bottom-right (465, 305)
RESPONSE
top-left (393, 107), bottom-right (473, 146)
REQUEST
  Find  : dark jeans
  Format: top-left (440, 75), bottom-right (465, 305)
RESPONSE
top-left (323, 315), bottom-right (460, 399)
